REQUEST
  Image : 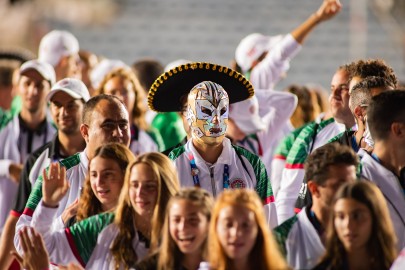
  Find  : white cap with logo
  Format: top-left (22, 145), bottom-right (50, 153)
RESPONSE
top-left (39, 30), bottom-right (79, 67)
top-left (20, 60), bottom-right (56, 85)
top-left (235, 33), bottom-right (284, 73)
top-left (47, 78), bottom-right (90, 102)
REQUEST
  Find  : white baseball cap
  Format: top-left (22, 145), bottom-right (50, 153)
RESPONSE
top-left (235, 33), bottom-right (284, 73)
top-left (47, 78), bottom-right (90, 102)
top-left (229, 95), bottom-right (266, 135)
top-left (20, 60), bottom-right (56, 85)
top-left (39, 30), bottom-right (79, 67)
top-left (90, 58), bottom-right (128, 90)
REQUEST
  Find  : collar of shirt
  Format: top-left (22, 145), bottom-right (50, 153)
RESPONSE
top-left (188, 137), bottom-right (232, 166)
top-left (18, 113), bottom-right (48, 135)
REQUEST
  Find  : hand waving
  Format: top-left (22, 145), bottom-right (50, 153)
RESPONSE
top-left (11, 227), bottom-right (50, 270)
top-left (42, 162), bottom-right (69, 208)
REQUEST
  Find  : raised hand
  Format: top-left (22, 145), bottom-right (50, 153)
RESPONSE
top-left (315, 0), bottom-right (342, 22)
top-left (11, 227), bottom-right (50, 270)
top-left (42, 162), bottom-right (69, 208)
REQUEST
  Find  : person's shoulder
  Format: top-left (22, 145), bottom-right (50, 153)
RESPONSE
top-left (31, 140), bottom-right (54, 157)
top-left (232, 144), bottom-right (262, 163)
top-left (274, 214), bottom-right (299, 237)
top-left (0, 113), bottom-right (17, 133)
top-left (59, 152), bottom-right (82, 169)
top-left (168, 144), bottom-right (186, 160)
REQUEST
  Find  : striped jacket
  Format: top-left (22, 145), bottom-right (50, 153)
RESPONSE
top-left (276, 118), bottom-right (345, 223)
top-left (15, 151), bottom-right (88, 253)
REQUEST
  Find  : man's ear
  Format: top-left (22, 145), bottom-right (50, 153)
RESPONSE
top-left (307, 180), bottom-right (320, 198)
top-left (80, 124), bottom-right (89, 143)
top-left (391, 122), bottom-right (405, 138)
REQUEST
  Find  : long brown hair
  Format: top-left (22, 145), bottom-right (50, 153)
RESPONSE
top-left (97, 67), bottom-right (149, 130)
top-left (156, 188), bottom-right (214, 270)
top-left (319, 181), bottom-right (397, 270)
top-left (76, 143), bottom-right (135, 222)
top-left (208, 189), bottom-right (288, 270)
top-left (110, 152), bottom-right (180, 270)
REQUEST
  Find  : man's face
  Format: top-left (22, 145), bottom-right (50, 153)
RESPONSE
top-left (50, 91), bottom-right (84, 135)
top-left (186, 82), bottom-right (229, 146)
top-left (18, 69), bottom-right (51, 114)
top-left (58, 53), bottom-right (81, 80)
top-left (329, 69), bottom-right (351, 122)
top-left (317, 164), bottom-right (357, 209)
top-left (82, 99), bottom-right (130, 158)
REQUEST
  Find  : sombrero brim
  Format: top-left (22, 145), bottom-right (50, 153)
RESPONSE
top-left (148, 62), bottom-right (254, 112)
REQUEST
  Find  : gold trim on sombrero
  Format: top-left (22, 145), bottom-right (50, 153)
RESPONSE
top-left (148, 62), bottom-right (254, 112)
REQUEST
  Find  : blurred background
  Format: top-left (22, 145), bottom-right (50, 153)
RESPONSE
top-left (1, 0), bottom-right (404, 89)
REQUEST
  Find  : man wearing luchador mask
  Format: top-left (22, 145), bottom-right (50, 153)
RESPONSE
top-left (147, 62), bottom-right (278, 228)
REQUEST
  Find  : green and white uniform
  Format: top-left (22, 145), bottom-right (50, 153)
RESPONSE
top-left (169, 137), bottom-right (278, 227)
top-left (276, 118), bottom-right (345, 223)
top-left (30, 204), bottom-right (148, 269)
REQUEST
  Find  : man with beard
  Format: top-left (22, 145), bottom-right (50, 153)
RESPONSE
top-left (148, 62), bottom-right (277, 227)
top-left (0, 78), bottom-right (89, 269)
top-left (14, 94), bottom-right (131, 254)
top-left (276, 65), bottom-right (355, 223)
top-left (0, 60), bottom-right (56, 238)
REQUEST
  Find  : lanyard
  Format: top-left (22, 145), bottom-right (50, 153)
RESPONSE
top-left (350, 133), bottom-right (360, 153)
top-left (186, 147), bottom-right (229, 189)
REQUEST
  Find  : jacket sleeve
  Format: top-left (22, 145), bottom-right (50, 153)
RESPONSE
top-left (250, 34), bottom-right (302, 90)
top-left (29, 201), bottom-right (79, 266)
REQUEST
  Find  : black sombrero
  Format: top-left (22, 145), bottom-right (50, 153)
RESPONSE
top-left (148, 62), bottom-right (254, 112)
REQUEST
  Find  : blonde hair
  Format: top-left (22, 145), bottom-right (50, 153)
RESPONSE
top-left (285, 84), bottom-right (316, 128)
top-left (76, 143), bottom-right (135, 222)
top-left (320, 181), bottom-right (397, 270)
top-left (110, 152), bottom-right (180, 270)
top-left (97, 67), bottom-right (149, 130)
top-left (156, 188), bottom-right (214, 270)
top-left (208, 189), bottom-right (288, 270)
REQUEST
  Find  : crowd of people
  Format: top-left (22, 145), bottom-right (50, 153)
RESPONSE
top-left (0, 0), bottom-right (405, 269)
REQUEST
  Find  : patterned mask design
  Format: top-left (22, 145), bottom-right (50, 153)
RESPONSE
top-left (186, 81), bottom-right (229, 145)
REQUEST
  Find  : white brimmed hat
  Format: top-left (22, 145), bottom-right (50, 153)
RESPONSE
top-left (47, 78), bottom-right (90, 102)
top-left (39, 30), bottom-right (79, 67)
top-left (229, 95), bottom-right (266, 135)
top-left (20, 60), bottom-right (56, 85)
top-left (235, 33), bottom-right (284, 73)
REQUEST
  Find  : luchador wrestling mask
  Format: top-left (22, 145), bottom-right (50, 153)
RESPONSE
top-left (186, 81), bottom-right (229, 145)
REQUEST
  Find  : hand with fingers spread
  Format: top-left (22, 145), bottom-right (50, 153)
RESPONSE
top-left (11, 227), bottom-right (50, 270)
top-left (42, 162), bottom-right (69, 208)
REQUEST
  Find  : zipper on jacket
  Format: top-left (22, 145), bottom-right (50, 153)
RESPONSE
top-left (209, 166), bottom-right (217, 197)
